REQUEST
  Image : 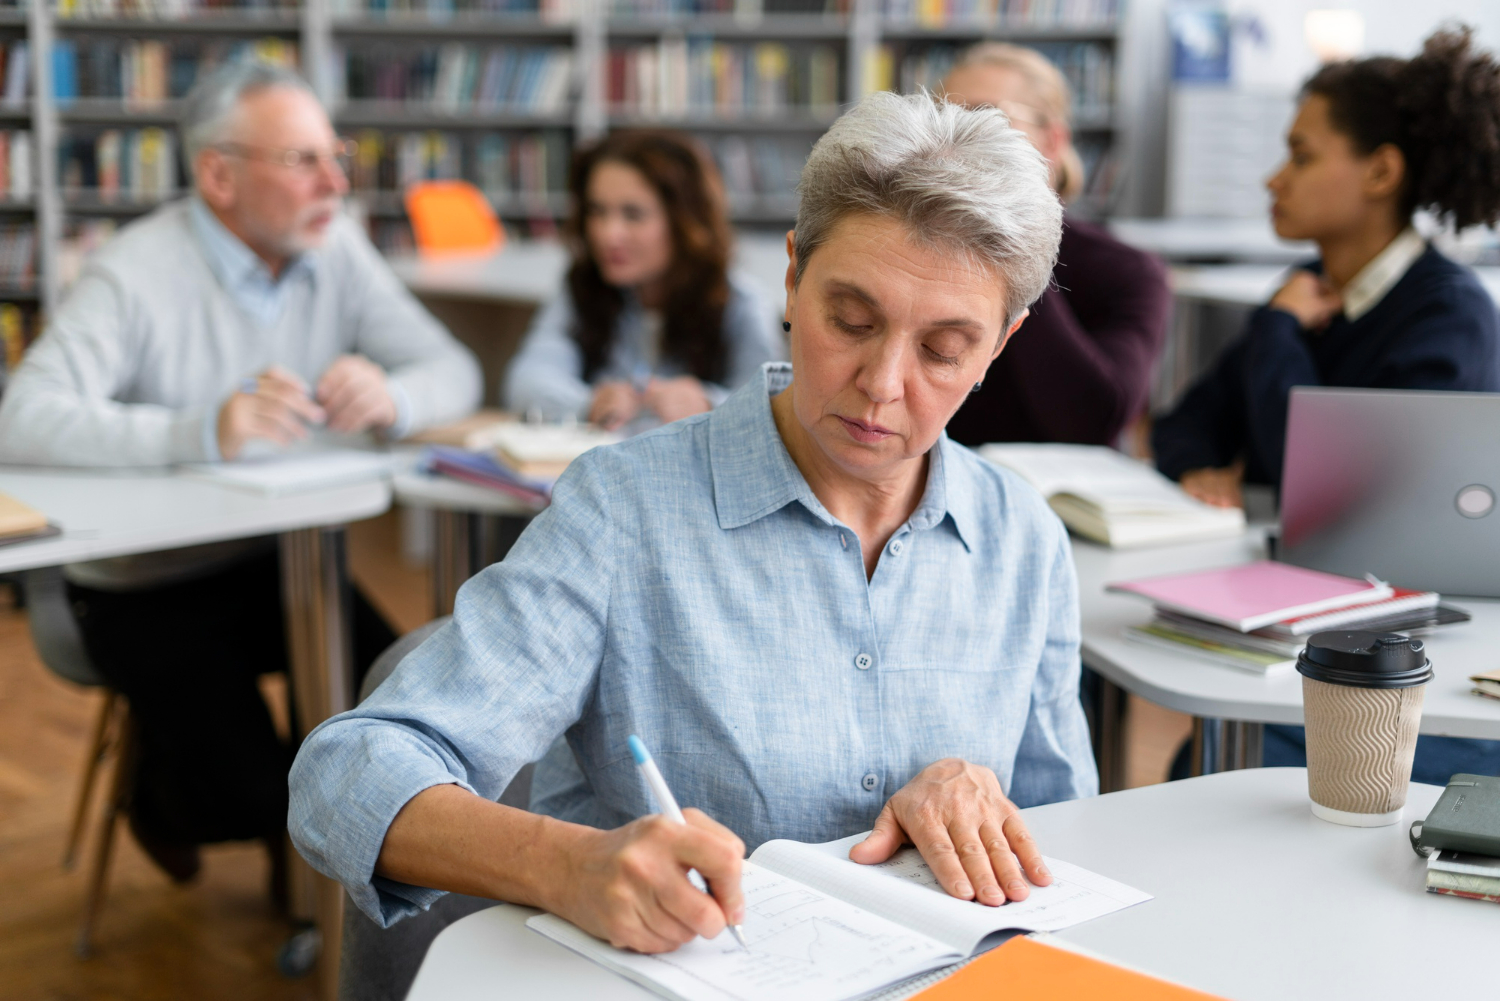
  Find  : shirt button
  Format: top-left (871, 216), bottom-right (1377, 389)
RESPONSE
top-left (861, 773), bottom-right (879, 792)
top-left (854, 652), bottom-right (873, 671)
top-left (889, 539), bottom-right (904, 556)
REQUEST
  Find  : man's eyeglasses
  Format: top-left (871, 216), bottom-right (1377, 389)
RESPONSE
top-left (215, 139), bottom-right (358, 173)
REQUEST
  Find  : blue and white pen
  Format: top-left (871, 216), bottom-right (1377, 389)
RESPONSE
top-left (627, 734), bottom-right (750, 951)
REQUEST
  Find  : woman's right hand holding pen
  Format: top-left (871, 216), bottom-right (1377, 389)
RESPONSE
top-left (552, 809), bottom-right (746, 954)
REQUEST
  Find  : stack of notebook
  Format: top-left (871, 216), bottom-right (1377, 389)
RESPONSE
top-left (1108, 561), bottom-right (1465, 676)
top-left (423, 445), bottom-right (553, 505)
top-left (422, 422), bottom-right (621, 502)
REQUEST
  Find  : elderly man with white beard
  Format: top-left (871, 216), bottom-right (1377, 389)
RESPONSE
top-left (0, 61), bottom-right (480, 895)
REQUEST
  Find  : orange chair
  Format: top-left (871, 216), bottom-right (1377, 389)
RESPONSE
top-left (403, 180), bottom-right (505, 257)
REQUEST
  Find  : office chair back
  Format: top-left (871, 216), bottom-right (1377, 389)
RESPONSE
top-left (403, 181), bottom-right (504, 258)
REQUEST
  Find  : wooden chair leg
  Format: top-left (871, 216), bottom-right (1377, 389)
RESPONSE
top-left (75, 707), bottom-right (134, 959)
top-left (64, 691), bottom-right (118, 871)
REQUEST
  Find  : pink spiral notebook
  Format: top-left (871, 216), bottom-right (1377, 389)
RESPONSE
top-left (1107, 560), bottom-right (1394, 632)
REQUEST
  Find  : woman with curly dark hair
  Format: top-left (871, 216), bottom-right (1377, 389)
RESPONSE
top-left (1154, 26), bottom-right (1500, 507)
top-left (504, 131), bottom-right (782, 430)
top-left (1153, 26), bottom-right (1500, 785)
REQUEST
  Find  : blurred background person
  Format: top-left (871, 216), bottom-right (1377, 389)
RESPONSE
top-left (504, 130), bottom-right (783, 431)
top-left (1153, 27), bottom-right (1500, 783)
top-left (0, 61), bottom-right (480, 895)
top-left (1153, 27), bottom-right (1500, 510)
top-left (939, 43), bottom-right (1171, 448)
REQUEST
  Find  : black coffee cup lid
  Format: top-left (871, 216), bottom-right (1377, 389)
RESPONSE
top-left (1296, 631), bottom-right (1434, 689)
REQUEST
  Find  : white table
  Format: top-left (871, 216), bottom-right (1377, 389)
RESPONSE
top-left (1074, 529), bottom-right (1500, 785)
top-left (405, 769), bottom-right (1495, 1001)
top-left (1169, 262), bottom-right (1500, 308)
top-left (390, 469), bottom-right (542, 616)
top-left (1108, 218), bottom-right (1314, 263)
top-left (0, 465), bottom-right (392, 994)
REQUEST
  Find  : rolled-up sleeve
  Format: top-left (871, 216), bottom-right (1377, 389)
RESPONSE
top-left (288, 452), bottom-right (616, 925)
top-left (1006, 525), bottom-right (1099, 807)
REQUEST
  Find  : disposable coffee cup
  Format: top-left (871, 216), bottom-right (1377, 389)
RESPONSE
top-left (1297, 630), bottom-right (1433, 827)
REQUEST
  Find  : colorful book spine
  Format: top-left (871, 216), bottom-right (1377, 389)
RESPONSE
top-left (607, 39), bottom-right (840, 116)
top-left (336, 44), bottom-right (572, 113)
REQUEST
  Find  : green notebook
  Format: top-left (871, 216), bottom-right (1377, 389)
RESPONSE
top-left (1413, 774), bottom-right (1500, 857)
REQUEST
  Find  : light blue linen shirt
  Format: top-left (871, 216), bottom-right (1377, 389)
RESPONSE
top-left (501, 269), bottom-right (784, 419)
top-left (289, 363), bottom-right (1097, 926)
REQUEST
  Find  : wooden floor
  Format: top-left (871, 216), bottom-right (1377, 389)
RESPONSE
top-left (0, 508), bottom-right (1191, 1000)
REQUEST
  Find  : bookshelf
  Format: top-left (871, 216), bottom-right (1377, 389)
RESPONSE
top-left (8, 0), bottom-right (1127, 320)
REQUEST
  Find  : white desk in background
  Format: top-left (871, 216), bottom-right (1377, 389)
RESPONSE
top-left (406, 769), bottom-right (1494, 1001)
top-left (390, 468), bottom-right (542, 617)
top-left (1108, 217), bottom-right (1314, 263)
top-left (386, 234), bottom-right (793, 310)
top-left (0, 465), bottom-right (391, 996)
top-left (1170, 262), bottom-right (1500, 308)
top-left (1076, 529), bottom-right (1500, 790)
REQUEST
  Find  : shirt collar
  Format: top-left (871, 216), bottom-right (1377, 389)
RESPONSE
top-left (188, 195), bottom-right (316, 293)
top-left (1342, 226), bottom-right (1425, 321)
top-left (708, 363), bottom-right (974, 551)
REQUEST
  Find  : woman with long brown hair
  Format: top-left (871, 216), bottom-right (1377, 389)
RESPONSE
top-left (504, 130), bottom-right (782, 430)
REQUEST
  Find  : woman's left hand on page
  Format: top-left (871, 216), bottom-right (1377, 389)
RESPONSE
top-left (848, 758), bottom-right (1051, 906)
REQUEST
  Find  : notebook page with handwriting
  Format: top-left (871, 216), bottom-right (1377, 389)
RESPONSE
top-left (527, 861), bottom-right (960, 1001)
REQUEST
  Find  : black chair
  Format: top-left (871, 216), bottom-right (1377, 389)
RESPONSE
top-left (336, 617), bottom-right (535, 1001)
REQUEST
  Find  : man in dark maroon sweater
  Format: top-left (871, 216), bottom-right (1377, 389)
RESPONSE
top-left (947, 216), bottom-right (1171, 446)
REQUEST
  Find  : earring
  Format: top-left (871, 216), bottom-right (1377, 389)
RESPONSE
top-left (782, 321), bottom-right (791, 332)
top-left (970, 381), bottom-right (983, 394)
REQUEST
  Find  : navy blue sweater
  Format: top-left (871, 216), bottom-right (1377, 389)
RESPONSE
top-left (1153, 247), bottom-right (1500, 487)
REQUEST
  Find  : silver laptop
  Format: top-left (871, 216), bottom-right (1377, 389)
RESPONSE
top-left (1280, 387), bottom-right (1500, 597)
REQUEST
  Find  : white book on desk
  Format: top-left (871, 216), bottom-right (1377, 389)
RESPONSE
top-left (979, 443), bottom-right (1246, 549)
top-left (527, 831), bottom-right (1152, 1001)
top-left (180, 449), bottom-right (399, 496)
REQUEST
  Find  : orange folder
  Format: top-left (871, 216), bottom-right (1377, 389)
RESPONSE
top-left (916, 936), bottom-right (1227, 1000)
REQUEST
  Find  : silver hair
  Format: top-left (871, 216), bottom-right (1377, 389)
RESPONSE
top-left (180, 60), bottom-right (315, 169)
top-left (794, 90), bottom-right (1062, 324)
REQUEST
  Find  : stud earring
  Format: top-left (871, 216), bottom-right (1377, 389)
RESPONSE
top-left (782, 321), bottom-right (791, 332)
top-left (970, 381), bottom-right (983, 394)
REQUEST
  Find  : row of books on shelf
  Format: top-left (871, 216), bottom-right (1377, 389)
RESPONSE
top-left (327, 0), bottom-right (574, 17)
top-left (51, 38), bottom-right (299, 104)
top-left (346, 128), bottom-right (566, 200)
top-left (1109, 561), bottom-right (1471, 677)
top-left (329, 44), bottom-right (573, 114)
top-left (604, 0), bottom-right (845, 14)
top-left (711, 133), bottom-right (805, 199)
top-left (58, 128), bottom-right (181, 201)
top-left (880, 40), bottom-right (1112, 114)
top-left (880, 0), bottom-right (1116, 27)
top-left (0, 43), bottom-right (27, 107)
top-left (607, 40), bottom-right (839, 118)
top-left (57, 0), bottom-right (300, 17)
top-left (0, 224), bottom-right (34, 290)
top-left (0, 131), bottom-right (31, 200)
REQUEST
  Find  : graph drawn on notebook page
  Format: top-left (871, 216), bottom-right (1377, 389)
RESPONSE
top-left (640, 865), bottom-right (956, 998)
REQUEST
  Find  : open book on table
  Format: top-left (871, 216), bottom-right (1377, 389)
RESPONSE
top-left (978, 443), bottom-right (1245, 549)
top-left (527, 831), bottom-right (1152, 1001)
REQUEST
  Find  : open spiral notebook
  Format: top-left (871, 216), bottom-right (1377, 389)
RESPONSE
top-left (528, 831), bottom-right (1151, 1001)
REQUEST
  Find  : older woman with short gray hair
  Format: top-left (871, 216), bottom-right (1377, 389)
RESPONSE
top-left (290, 91), bottom-right (1095, 954)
